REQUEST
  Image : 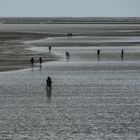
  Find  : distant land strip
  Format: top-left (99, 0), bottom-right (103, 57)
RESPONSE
top-left (1, 17), bottom-right (140, 24)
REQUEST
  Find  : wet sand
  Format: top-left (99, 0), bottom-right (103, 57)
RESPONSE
top-left (0, 32), bottom-right (61, 71)
top-left (1, 23), bottom-right (140, 72)
top-left (0, 23), bottom-right (140, 139)
top-left (0, 48), bottom-right (140, 139)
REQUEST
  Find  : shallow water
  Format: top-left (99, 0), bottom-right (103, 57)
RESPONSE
top-left (0, 23), bottom-right (140, 139)
top-left (0, 46), bottom-right (140, 140)
top-left (1, 23), bottom-right (140, 34)
top-left (29, 45), bottom-right (140, 62)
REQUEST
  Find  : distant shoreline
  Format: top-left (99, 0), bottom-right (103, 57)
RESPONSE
top-left (1, 22), bottom-right (140, 24)
top-left (1, 17), bottom-right (140, 24)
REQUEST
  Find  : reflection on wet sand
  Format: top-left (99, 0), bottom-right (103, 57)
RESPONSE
top-left (46, 87), bottom-right (52, 100)
top-left (39, 65), bottom-right (42, 72)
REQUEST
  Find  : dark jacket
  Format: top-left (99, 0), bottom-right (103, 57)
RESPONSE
top-left (47, 77), bottom-right (52, 87)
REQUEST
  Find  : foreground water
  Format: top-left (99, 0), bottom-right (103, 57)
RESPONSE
top-left (0, 46), bottom-right (140, 140)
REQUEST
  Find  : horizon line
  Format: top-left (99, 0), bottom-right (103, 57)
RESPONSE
top-left (0, 16), bottom-right (140, 18)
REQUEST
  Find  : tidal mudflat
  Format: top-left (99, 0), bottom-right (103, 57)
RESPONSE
top-left (0, 23), bottom-right (140, 139)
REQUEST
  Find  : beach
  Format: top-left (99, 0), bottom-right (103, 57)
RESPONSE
top-left (0, 23), bottom-right (140, 139)
top-left (1, 23), bottom-right (140, 72)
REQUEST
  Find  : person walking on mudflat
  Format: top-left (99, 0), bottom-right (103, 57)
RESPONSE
top-left (66, 51), bottom-right (70, 60)
top-left (39, 57), bottom-right (43, 65)
top-left (97, 49), bottom-right (100, 56)
top-left (46, 76), bottom-right (52, 88)
top-left (121, 49), bottom-right (124, 60)
top-left (49, 46), bottom-right (51, 53)
top-left (30, 57), bottom-right (34, 66)
top-left (97, 49), bottom-right (100, 61)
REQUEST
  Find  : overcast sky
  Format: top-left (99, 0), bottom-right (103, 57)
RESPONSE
top-left (0, 0), bottom-right (140, 17)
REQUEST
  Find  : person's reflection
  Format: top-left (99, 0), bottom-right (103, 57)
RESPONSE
top-left (31, 66), bottom-right (34, 73)
top-left (39, 64), bottom-right (42, 72)
top-left (97, 55), bottom-right (100, 62)
top-left (46, 87), bottom-right (52, 102)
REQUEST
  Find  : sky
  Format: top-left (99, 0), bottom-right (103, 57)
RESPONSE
top-left (0, 0), bottom-right (140, 17)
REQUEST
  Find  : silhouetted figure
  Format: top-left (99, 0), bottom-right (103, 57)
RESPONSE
top-left (97, 49), bottom-right (100, 61)
top-left (70, 33), bottom-right (72, 37)
top-left (67, 33), bottom-right (72, 38)
top-left (66, 51), bottom-right (70, 60)
top-left (97, 49), bottom-right (100, 56)
top-left (39, 57), bottom-right (43, 65)
top-left (121, 49), bottom-right (124, 61)
top-left (46, 76), bottom-right (52, 88)
top-left (30, 57), bottom-right (34, 66)
top-left (49, 46), bottom-right (51, 53)
top-left (67, 33), bottom-right (69, 37)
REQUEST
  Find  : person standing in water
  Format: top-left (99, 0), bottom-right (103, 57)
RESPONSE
top-left (49, 46), bottom-right (51, 53)
top-left (97, 49), bottom-right (100, 56)
top-left (66, 51), bottom-right (70, 60)
top-left (39, 57), bottom-right (43, 65)
top-left (97, 49), bottom-right (100, 61)
top-left (121, 49), bottom-right (124, 61)
top-left (30, 57), bottom-right (34, 66)
top-left (46, 76), bottom-right (52, 88)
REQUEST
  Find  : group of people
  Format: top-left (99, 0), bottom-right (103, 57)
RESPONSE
top-left (67, 33), bottom-right (73, 37)
top-left (65, 49), bottom-right (124, 61)
top-left (30, 57), bottom-right (52, 89)
top-left (30, 57), bottom-right (43, 65)
top-left (30, 49), bottom-right (125, 92)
